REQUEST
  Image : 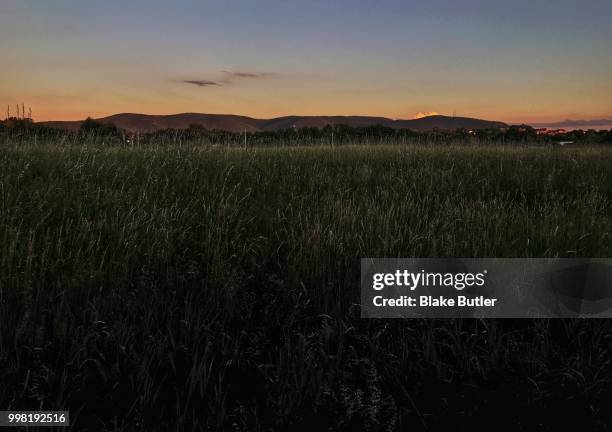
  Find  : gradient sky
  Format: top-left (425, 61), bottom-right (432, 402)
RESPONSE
top-left (1, 0), bottom-right (611, 123)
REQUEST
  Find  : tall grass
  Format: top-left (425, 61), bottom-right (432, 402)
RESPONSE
top-left (1, 143), bottom-right (612, 430)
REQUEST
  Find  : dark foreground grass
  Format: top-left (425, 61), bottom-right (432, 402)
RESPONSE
top-left (1, 144), bottom-right (612, 430)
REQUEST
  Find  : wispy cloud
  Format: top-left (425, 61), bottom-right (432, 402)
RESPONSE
top-left (221, 71), bottom-right (281, 81)
top-left (178, 71), bottom-right (281, 88)
top-left (181, 79), bottom-right (220, 87)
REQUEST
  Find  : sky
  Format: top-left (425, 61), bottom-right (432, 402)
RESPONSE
top-left (1, 0), bottom-right (611, 123)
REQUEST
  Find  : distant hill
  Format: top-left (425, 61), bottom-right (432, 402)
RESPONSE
top-left (531, 118), bottom-right (612, 130)
top-left (39, 113), bottom-right (507, 133)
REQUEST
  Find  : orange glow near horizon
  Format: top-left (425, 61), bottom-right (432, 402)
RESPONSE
top-left (7, 72), bottom-right (610, 125)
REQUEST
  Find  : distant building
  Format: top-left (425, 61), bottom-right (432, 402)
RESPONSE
top-left (536, 128), bottom-right (568, 136)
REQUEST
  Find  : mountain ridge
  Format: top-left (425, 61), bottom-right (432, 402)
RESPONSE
top-left (39, 113), bottom-right (508, 133)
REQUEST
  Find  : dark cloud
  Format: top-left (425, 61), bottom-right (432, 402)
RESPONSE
top-left (182, 79), bottom-right (219, 87)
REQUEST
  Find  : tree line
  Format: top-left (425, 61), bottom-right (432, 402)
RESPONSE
top-left (2, 117), bottom-right (612, 146)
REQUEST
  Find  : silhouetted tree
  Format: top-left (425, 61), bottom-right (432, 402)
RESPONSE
top-left (80, 117), bottom-right (119, 135)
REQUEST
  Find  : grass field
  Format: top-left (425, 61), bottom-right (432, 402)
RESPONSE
top-left (2, 143), bottom-right (612, 430)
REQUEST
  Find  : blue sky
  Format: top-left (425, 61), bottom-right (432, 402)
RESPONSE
top-left (1, 0), bottom-right (610, 122)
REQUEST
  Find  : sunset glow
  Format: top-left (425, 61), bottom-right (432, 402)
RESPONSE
top-left (412, 112), bottom-right (441, 119)
top-left (1, 0), bottom-right (610, 124)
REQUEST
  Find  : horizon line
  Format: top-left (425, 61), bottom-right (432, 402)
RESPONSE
top-left (29, 111), bottom-right (612, 127)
